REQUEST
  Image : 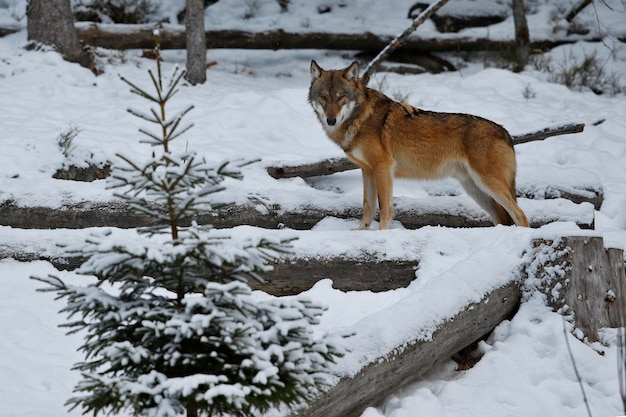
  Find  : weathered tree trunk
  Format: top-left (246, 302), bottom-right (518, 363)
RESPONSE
top-left (73, 23), bottom-right (598, 53)
top-left (512, 0), bottom-right (530, 72)
top-left (529, 236), bottom-right (626, 342)
top-left (26, 0), bottom-right (94, 70)
top-left (184, 0), bottom-right (206, 85)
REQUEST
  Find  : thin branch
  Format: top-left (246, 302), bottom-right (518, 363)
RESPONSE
top-left (512, 123), bottom-right (585, 145)
top-left (119, 75), bottom-right (160, 103)
top-left (126, 108), bottom-right (160, 124)
top-left (565, 0), bottom-right (593, 22)
top-left (361, 0), bottom-right (450, 84)
top-left (563, 318), bottom-right (594, 417)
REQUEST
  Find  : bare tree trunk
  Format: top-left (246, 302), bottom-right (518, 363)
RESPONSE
top-left (26, 0), bottom-right (93, 70)
top-left (186, 403), bottom-right (198, 417)
top-left (512, 0), bottom-right (529, 72)
top-left (185, 0), bottom-right (206, 85)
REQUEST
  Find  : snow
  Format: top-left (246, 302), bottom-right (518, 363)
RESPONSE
top-left (1, 0), bottom-right (626, 416)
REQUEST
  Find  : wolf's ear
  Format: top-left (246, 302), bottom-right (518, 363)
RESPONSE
top-left (310, 60), bottom-right (323, 81)
top-left (344, 61), bottom-right (360, 81)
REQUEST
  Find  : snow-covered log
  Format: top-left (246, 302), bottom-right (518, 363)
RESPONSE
top-left (70, 22), bottom-right (605, 52)
top-left (295, 281), bottom-right (521, 417)
top-left (0, 196), bottom-right (595, 230)
top-left (293, 236), bottom-right (626, 417)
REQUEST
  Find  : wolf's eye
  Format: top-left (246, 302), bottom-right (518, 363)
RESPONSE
top-left (320, 94), bottom-right (327, 101)
top-left (337, 93), bottom-right (345, 100)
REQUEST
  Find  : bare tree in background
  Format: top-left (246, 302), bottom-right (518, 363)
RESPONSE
top-left (512, 0), bottom-right (529, 72)
top-left (27, 0), bottom-right (93, 70)
top-left (185, 0), bottom-right (207, 85)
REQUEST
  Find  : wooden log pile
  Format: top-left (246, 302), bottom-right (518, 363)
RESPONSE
top-left (295, 235), bottom-right (625, 417)
top-left (7, 234), bottom-right (622, 417)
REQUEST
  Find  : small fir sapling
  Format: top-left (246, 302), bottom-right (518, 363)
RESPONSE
top-left (32, 32), bottom-right (348, 417)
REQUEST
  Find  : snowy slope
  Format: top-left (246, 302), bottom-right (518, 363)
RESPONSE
top-left (1, 0), bottom-right (626, 416)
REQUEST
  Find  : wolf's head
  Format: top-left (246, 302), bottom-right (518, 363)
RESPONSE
top-left (308, 60), bottom-right (362, 132)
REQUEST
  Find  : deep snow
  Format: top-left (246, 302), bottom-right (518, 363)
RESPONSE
top-left (1, 0), bottom-right (626, 416)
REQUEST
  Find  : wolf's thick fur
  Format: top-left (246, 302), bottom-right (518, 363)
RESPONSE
top-left (308, 60), bottom-right (529, 229)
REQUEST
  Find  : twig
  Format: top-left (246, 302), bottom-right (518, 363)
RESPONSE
top-left (617, 258), bottom-right (626, 414)
top-left (361, 0), bottom-right (450, 84)
top-left (617, 324), bottom-right (626, 415)
top-left (563, 318), bottom-right (594, 417)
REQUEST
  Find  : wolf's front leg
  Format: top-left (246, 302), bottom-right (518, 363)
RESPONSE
top-left (375, 166), bottom-right (394, 230)
top-left (356, 168), bottom-right (377, 230)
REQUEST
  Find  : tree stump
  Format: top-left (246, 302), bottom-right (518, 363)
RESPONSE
top-left (527, 236), bottom-right (626, 342)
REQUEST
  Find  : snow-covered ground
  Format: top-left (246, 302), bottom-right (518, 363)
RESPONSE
top-left (1, 0), bottom-right (626, 416)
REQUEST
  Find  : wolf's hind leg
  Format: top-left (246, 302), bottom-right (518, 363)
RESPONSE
top-left (461, 174), bottom-right (529, 227)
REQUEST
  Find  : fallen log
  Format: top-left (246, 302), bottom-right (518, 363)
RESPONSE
top-left (296, 281), bottom-right (521, 417)
top-left (0, 195), bottom-right (595, 230)
top-left (0, 24), bottom-right (20, 37)
top-left (266, 122), bottom-right (586, 179)
top-left (5, 250), bottom-right (416, 296)
top-left (297, 235), bottom-right (626, 417)
top-left (73, 22), bottom-right (597, 53)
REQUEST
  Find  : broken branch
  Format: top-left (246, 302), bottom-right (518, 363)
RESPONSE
top-left (361, 0), bottom-right (450, 84)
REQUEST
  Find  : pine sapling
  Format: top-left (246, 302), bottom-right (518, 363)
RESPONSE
top-left (32, 32), bottom-right (348, 417)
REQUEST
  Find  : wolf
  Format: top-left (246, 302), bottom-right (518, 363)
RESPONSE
top-left (308, 60), bottom-right (529, 230)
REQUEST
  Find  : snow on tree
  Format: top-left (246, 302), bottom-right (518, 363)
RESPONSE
top-left (32, 33), bottom-right (348, 417)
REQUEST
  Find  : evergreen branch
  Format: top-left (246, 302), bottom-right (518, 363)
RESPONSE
top-left (119, 75), bottom-right (159, 103)
top-left (158, 106), bottom-right (195, 143)
top-left (149, 107), bottom-right (164, 126)
top-left (167, 65), bottom-right (184, 91)
top-left (147, 68), bottom-right (164, 103)
top-left (126, 108), bottom-right (160, 124)
top-left (137, 128), bottom-right (166, 144)
top-left (162, 67), bottom-right (187, 102)
top-left (31, 274), bottom-right (68, 292)
top-left (166, 122), bottom-right (195, 143)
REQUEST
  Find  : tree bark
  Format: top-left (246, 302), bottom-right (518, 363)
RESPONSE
top-left (184, 0), bottom-right (206, 85)
top-left (512, 0), bottom-right (530, 72)
top-left (0, 195), bottom-right (596, 231)
top-left (529, 236), bottom-right (626, 342)
top-left (73, 23), bottom-right (596, 53)
top-left (296, 282), bottom-right (521, 417)
top-left (27, 0), bottom-right (94, 70)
